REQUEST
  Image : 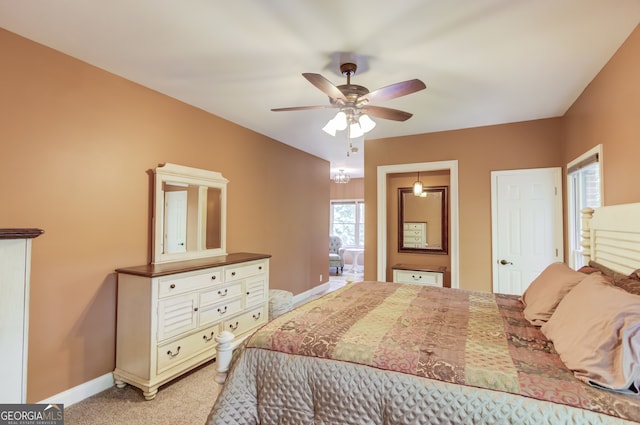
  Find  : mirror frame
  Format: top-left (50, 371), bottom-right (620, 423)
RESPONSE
top-left (398, 186), bottom-right (448, 254)
top-left (153, 163), bottom-right (228, 264)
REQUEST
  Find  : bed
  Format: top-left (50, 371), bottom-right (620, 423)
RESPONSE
top-left (206, 203), bottom-right (640, 425)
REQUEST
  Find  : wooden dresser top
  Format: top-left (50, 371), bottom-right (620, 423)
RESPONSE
top-left (116, 252), bottom-right (271, 278)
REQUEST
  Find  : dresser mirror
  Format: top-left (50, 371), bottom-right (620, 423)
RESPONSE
top-left (398, 186), bottom-right (448, 254)
top-left (153, 163), bottom-right (228, 264)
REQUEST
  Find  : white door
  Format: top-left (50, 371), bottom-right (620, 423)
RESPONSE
top-left (491, 168), bottom-right (563, 295)
top-left (165, 191), bottom-right (188, 253)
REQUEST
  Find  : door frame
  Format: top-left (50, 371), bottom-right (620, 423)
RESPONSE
top-left (490, 167), bottom-right (563, 293)
top-left (377, 160), bottom-right (459, 288)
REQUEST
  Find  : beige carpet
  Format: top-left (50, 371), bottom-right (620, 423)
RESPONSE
top-left (64, 360), bottom-right (221, 424)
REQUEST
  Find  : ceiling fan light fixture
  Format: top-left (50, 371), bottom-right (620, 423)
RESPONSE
top-left (323, 111), bottom-right (348, 136)
top-left (359, 114), bottom-right (376, 133)
top-left (333, 111), bottom-right (348, 130)
top-left (349, 121), bottom-right (364, 139)
top-left (322, 120), bottom-right (337, 136)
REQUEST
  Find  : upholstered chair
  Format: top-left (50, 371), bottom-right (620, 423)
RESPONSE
top-left (329, 236), bottom-right (345, 274)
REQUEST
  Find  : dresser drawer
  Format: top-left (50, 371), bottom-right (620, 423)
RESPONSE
top-left (156, 325), bottom-right (219, 373)
top-left (199, 297), bottom-right (242, 326)
top-left (403, 234), bottom-right (423, 243)
top-left (404, 223), bottom-right (425, 231)
top-left (158, 268), bottom-right (222, 298)
top-left (199, 283), bottom-right (243, 307)
top-left (393, 269), bottom-right (443, 287)
top-left (225, 260), bottom-right (267, 282)
top-left (223, 305), bottom-right (267, 335)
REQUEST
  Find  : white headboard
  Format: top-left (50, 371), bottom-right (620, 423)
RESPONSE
top-left (581, 203), bottom-right (640, 275)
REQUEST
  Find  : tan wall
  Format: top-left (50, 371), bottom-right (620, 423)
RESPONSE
top-left (365, 24), bottom-right (640, 294)
top-left (562, 25), bottom-right (640, 205)
top-left (330, 177), bottom-right (364, 199)
top-left (0, 29), bottom-right (329, 402)
top-left (365, 119), bottom-right (564, 292)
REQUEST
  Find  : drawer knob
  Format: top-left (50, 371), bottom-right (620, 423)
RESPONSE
top-left (203, 331), bottom-right (215, 342)
top-left (194, 307), bottom-right (199, 312)
top-left (217, 306), bottom-right (228, 315)
top-left (211, 275), bottom-right (217, 280)
top-left (167, 346), bottom-right (181, 358)
top-left (252, 312), bottom-right (261, 320)
top-left (231, 272), bottom-right (236, 277)
top-left (170, 283), bottom-right (176, 289)
top-left (412, 275), bottom-right (422, 280)
top-left (229, 321), bottom-right (239, 331)
top-left (246, 291), bottom-right (250, 295)
top-left (218, 289), bottom-right (228, 296)
top-left (258, 266), bottom-right (262, 270)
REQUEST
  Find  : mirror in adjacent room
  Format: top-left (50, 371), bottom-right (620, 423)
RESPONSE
top-left (398, 186), bottom-right (448, 254)
top-left (153, 163), bottom-right (227, 264)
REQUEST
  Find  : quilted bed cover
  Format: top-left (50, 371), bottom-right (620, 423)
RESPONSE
top-left (207, 282), bottom-right (640, 424)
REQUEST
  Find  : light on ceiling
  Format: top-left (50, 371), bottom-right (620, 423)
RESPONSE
top-left (323, 110), bottom-right (375, 139)
top-left (358, 114), bottom-right (376, 133)
top-left (349, 121), bottom-right (364, 138)
top-left (333, 169), bottom-right (351, 184)
top-left (322, 111), bottom-right (348, 136)
top-left (413, 171), bottom-right (423, 196)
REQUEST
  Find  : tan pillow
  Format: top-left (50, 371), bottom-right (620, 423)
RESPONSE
top-left (541, 273), bottom-right (640, 393)
top-left (520, 262), bottom-right (588, 326)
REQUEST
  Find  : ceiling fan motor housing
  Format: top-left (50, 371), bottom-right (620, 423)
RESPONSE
top-left (340, 62), bottom-right (358, 76)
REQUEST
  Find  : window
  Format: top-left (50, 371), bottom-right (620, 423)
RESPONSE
top-left (567, 145), bottom-right (602, 268)
top-left (330, 200), bottom-right (364, 248)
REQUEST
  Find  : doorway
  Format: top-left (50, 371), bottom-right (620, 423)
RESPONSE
top-left (377, 160), bottom-right (459, 287)
top-left (491, 168), bottom-right (563, 295)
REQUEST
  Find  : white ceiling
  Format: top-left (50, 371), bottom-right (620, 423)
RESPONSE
top-left (2, 1), bottom-right (639, 178)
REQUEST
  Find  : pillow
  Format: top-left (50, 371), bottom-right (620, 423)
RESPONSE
top-left (541, 273), bottom-right (640, 393)
top-left (576, 265), bottom-right (601, 275)
top-left (520, 262), bottom-right (589, 326)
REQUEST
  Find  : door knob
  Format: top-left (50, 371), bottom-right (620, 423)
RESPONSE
top-left (499, 259), bottom-right (513, 265)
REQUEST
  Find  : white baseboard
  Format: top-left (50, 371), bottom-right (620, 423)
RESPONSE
top-left (38, 372), bottom-right (114, 407)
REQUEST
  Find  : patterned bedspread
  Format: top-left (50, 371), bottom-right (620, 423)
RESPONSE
top-left (208, 282), bottom-right (640, 424)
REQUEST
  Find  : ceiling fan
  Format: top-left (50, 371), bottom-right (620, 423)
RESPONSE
top-left (271, 62), bottom-right (426, 138)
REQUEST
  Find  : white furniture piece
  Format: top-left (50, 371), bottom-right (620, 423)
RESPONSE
top-left (403, 222), bottom-right (427, 248)
top-left (343, 247), bottom-right (364, 273)
top-left (392, 263), bottom-right (445, 287)
top-left (113, 252), bottom-right (270, 400)
top-left (0, 228), bottom-right (43, 403)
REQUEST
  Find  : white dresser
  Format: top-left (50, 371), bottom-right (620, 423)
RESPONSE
top-left (403, 222), bottom-right (427, 248)
top-left (392, 263), bottom-right (446, 287)
top-left (0, 228), bottom-right (43, 403)
top-left (113, 252), bottom-right (270, 400)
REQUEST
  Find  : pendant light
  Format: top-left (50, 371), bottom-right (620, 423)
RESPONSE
top-left (413, 171), bottom-right (423, 196)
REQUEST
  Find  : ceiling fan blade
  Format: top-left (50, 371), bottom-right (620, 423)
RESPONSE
top-left (362, 105), bottom-right (413, 121)
top-left (302, 73), bottom-right (348, 102)
top-left (271, 105), bottom-right (337, 112)
top-left (359, 79), bottom-right (426, 104)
